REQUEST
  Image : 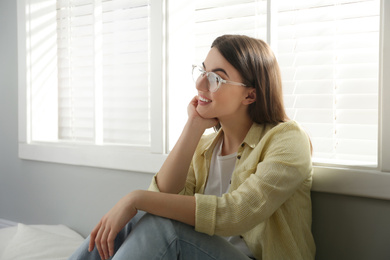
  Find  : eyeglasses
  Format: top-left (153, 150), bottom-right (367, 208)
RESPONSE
top-left (192, 65), bottom-right (246, 93)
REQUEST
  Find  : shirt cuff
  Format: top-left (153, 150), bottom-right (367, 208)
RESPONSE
top-left (194, 193), bottom-right (217, 236)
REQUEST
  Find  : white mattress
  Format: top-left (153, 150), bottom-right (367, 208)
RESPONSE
top-left (0, 219), bottom-right (84, 260)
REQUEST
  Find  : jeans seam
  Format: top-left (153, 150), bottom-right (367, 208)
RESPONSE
top-left (159, 236), bottom-right (178, 260)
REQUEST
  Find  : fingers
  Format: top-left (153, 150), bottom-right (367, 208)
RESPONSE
top-left (89, 222), bottom-right (100, 252)
top-left (87, 196), bottom-right (136, 259)
top-left (100, 227), bottom-right (111, 259)
top-left (107, 232), bottom-right (116, 257)
top-left (90, 221), bottom-right (110, 260)
top-left (90, 223), bottom-right (117, 260)
top-left (187, 96), bottom-right (198, 112)
top-left (193, 95), bottom-right (199, 103)
top-left (95, 225), bottom-right (104, 259)
top-left (99, 230), bottom-right (117, 259)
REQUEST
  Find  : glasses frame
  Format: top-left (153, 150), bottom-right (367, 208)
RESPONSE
top-left (192, 65), bottom-right (246, 92)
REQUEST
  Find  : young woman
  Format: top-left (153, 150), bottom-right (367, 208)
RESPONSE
top-left (69, 35), bottom-right (315, 260)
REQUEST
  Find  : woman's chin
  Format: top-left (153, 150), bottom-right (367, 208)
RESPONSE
top-left (196, 107), bottom-right (214, 119)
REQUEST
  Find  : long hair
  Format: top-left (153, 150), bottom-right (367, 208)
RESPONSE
top-left (211, 35), bottom-right (289, 129)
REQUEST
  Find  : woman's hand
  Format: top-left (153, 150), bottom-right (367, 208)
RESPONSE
top-left (89, 193), bottom-right (138, 260)
top-left (187, 96), bottom-right (218, 130)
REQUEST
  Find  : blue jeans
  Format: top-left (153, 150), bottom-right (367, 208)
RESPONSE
top-left (68, 211), bottom-right (252, 260)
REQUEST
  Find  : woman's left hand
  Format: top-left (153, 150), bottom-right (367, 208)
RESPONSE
top-left (89, 193), bottom-right (138, 260)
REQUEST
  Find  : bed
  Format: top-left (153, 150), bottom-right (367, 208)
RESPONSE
top-left (0, 219), bottom-right (84, 260)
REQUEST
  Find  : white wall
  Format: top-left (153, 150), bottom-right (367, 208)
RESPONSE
top-left (1, 1), bottom-right (390, 259)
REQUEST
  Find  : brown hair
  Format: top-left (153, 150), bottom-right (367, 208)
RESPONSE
top-left (211, 35), bottom-right (289, 128)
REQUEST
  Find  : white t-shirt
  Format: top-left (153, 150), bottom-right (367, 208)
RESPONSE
top-left (204, 137), bottom-right (254, 258)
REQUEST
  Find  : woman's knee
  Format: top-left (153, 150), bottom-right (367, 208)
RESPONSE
top-left (112, 214), bottom-right (179, 259)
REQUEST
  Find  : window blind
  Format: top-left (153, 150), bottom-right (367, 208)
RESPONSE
top-left (193, 0), bottom-right (268, 64)
top-left (277, 0), bottom-right (379, 165)
top-left (56, 0), bottom-right (150, 146)
top-left (167, 0), bottom-right (268, 150)
top-left (169, 0), bottom-right (379, 166)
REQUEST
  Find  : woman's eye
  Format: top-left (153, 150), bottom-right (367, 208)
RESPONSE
top-left (210, 74), bottom-right (218, 82)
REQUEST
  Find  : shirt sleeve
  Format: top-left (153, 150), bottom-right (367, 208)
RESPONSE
top-left (194, 122), bottom-right (313, 236)
top-left (148, 163), bottom-right (197, 196)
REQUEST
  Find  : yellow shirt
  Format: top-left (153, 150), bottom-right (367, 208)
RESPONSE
top-left (149, 121), bottom-right (316, 260)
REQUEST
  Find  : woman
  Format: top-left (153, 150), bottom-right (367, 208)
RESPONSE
top-left (69, 35), bottom-right (315, 260)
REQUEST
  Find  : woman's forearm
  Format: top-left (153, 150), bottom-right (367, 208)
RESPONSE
top-left (156, 96), bottom-right (218, 194)
top-left (156, 120), bottom-right (205, 194)
top-left (132, 190), bottom-right (196, 226)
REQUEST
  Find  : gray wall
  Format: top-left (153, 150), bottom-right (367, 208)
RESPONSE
top-left (1, 1), bottom-right (389, 259)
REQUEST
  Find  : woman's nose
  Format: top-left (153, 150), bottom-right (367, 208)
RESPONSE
top-left (195, 75), bottom-right (209, 92)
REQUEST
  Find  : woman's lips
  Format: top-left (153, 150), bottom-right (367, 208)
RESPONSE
top-left (198, 95), bottom-right (212, 105)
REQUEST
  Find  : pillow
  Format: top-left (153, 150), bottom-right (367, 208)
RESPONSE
top-left (0, 224), bottom-right (84, 260)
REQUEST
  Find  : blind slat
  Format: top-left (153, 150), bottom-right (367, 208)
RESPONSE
top-left (55, 0), bottom-right (151, 145)
top-left (278, 0), bottom-right (379, 164)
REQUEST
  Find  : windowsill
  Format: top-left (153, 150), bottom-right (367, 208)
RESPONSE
top-left (18, 142), bottom-right (167, 174)
top-left (19, 142), bottom-right (390, 201)
top-left (311, 165), bottom-right (390, 200)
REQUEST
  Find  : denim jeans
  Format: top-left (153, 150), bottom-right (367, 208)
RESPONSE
top-left (68, 211), bottom-right (253, 260)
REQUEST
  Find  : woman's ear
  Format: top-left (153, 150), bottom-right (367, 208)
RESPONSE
top-left (243, 88), bottom-right (256, 105)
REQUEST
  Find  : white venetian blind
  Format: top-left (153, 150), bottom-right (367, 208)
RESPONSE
top-left (56, 0), bottom-right (150, 146)
top-left (277, 0), bottom-right (380, 165)
top-left (168, 0), bottom-right (268, 150)
top-left (168, 0), bottom-right (379, 166)
top-left (193, 0), bottom-right (268, 64)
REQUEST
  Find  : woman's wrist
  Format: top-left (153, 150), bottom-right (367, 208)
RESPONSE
top-left (129, 190), bottom-right (143, 211)
top-left (184, 119), bottom-right (208, 137)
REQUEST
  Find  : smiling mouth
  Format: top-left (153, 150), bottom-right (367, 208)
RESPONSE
top-left (199, 96), bottom-right (212, 103)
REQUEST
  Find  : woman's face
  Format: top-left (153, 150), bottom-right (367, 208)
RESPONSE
top-left (195, 47), bottom-right (254, 123)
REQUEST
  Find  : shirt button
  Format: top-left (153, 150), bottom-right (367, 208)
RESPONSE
top-left (241, 143), bottom-right (245, 147)
top-left (237, 155), bottom-right (241, 159)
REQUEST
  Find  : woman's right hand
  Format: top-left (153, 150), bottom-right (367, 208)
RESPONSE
top-left (89, 193), bottom-right (138, 260)
top-left (187, 96), bottom-right (218, 130)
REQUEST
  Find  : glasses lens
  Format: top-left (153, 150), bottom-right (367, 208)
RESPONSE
top-left (192, 66), bottom-right (203, 83)
top-left (207, 73), bottom-right (219, 92)
top-left (192, 66), bottom-right (220, 92)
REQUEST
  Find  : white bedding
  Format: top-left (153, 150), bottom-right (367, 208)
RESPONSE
top-left (0, 222), bottom-right (84, 260)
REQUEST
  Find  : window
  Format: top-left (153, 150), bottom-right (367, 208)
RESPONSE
top-left (27, 0), bottom-right (151, 146)
top-left (278, 1), bottom-right (379, 166)
top-left (18, 0), bottom-right (390, 198)
top-left (167, 0), bottom-right (268, 150)
top-left (168, 0), bottom-right (380, 167)
top-left (56, 0), bottom-right (151, 146)
top-left (18, 0), bottom-right (166, 173)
